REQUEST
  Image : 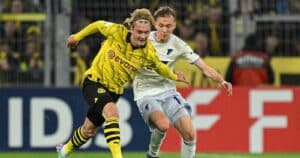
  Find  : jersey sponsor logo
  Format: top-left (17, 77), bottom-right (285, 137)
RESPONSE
top-left (108, 50), bottom-right (138, 72)
top-left (108, 50), bottom-right (115, 59)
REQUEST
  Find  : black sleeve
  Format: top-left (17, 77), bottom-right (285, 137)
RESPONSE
top-left (225, 61), bottom-right (234, 84)
top-left (266, 62), bottom-right (275, 84)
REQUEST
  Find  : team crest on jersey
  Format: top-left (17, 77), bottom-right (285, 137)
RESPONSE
top-left (166, 48), bottom-right (173, 55)
top-left (108, 50), bottom-right (115, 59)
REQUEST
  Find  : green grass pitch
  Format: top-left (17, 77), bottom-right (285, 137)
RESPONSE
top-left (0, 152), bottom-right (300, 158)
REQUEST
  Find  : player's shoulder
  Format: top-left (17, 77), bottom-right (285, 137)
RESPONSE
top-left (95, 20), bottom-right (117, 29)
top-left (145, 40), bottom-right (156, 53)
top-left (170, 33), bottom-right (189, 46)
top-left (100, 20), bottom-right (120, 26)
top-left (99, 20), bottom-right (126, 30)
top-left (165, 34), bottom-right (191, 53)
top-left (106, 22), bottom-right (128, 40)
top-left (142, 41), bottom-right (157, 58)
top-left (148, 31), bottom-right (156, 42)
top-left (110, 22), bottom-right (127, 32)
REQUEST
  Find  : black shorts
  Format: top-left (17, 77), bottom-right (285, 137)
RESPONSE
top-left (82, 78), bottom-right (120, 127)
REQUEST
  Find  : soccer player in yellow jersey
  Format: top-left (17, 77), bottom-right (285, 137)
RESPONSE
top-left (56, 8), bottom-right (188, 158)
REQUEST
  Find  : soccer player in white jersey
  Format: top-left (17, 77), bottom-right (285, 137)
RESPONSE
top-left (133, 6), bottom-right (232, 158)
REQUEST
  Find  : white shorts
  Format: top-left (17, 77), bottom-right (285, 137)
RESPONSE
top-left (136, 90), bottom-right (192, 131)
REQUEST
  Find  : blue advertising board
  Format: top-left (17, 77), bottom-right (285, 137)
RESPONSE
top-left (0, 88), bottom-right (150, 151)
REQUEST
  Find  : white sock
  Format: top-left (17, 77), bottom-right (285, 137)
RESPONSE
top-left (148, 129), bottom-right (166, 157)
top-left (61, 146), bottom-right (69, 157)
top-left (181, 140), bottom-right (196, 158)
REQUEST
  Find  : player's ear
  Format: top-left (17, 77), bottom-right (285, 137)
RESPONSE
top-left (172, 20), bottom-right (176, 30)
top-left (153, 21), bottom-right (158, 29)
top-left (129, 23), bottom-right (135, 31)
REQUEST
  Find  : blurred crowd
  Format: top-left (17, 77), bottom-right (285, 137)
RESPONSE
top-left (1, 0), bottom-right (300, 87)
top-left (234, 0), bottom-right (300, 56)
top-left (0, 0), bottom-right (44, 85)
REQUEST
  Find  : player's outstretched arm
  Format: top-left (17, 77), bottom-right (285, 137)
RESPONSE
top-left (67, 21), bottom-right (108, 48)
top-left (175, 71), bottom-right (189, 85)
top-left (195, 59), bottom-right (232, 96)
top-left (220, 80), bottom-right (232, 96)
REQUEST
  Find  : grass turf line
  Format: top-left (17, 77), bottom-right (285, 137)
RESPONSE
top-left (0, 152), bottom-right (300, 158)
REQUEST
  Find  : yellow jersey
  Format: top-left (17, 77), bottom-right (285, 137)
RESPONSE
top-left (73, 20), bottom-right (177, 94)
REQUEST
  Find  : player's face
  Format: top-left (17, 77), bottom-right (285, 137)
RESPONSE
top-left (130, 22), bottom-right (151, 47)
top-left (154, 15), bottom-right (176, 42)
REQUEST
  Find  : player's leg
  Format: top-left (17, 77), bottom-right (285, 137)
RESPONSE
top-left (136, 97), bottom-right (169, 158)
top-left (57, 78), bottom-right (103, 158)
top-left (102, 102), bottom-right (123, 158)
top-left (58, 78), bottom-right (123, 158)
top-left (174, 115), bottom-right (196, 158)
top-left (164, 93), bottom-right (196, 158)
top-left (57, 117), bottom-right (98, 158)
top-left (148, 111), bottom-right (169, 157)
top-left (82, 78), bottom-right (122, 158)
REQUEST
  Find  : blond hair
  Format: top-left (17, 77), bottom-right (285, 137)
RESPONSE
top-left (124, 8), bottom-right (154, 28)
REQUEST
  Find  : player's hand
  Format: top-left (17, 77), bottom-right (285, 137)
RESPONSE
top-left (67, 35), bottom-right (78, 48)
top-left (220, 81), bottom-right (232, 96)
top-left (175, 71), bottom-right (189, 85)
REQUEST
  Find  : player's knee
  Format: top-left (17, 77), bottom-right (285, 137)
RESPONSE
top-left (150, 111), bottom-right (169, 132)
top-left (182, 130), bottom-right (196, 142)
top-left (156, 121), bottom-right (169, 133)
top-left (102, 102), bottom-right (119, 118)
top-left (82, 125), bottom-right (97, 137)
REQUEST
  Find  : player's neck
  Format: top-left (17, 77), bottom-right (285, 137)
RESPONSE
top-left (154, 32), bottom-right (169, 43)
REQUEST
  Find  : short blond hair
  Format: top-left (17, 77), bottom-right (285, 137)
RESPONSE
top-left (124, 8), bottom-right (154, 28)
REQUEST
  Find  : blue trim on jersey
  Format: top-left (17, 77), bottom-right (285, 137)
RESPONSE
top-left (173, 96), bottom-right (181, 104)
top-left (191, 55), bottom-right (200, 64)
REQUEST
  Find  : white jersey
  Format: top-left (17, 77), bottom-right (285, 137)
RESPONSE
top-left (133, 31), bottom-right (200, 100)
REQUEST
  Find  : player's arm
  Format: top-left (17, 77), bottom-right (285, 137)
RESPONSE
top-left (148, 48), bottom-right (188, 84)
top-left (195, 59), bottom-right (232, 95)
top-left (154, 61), bottom-right (188, 84)
top-left (67, 21), bottom-right (115, 47)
